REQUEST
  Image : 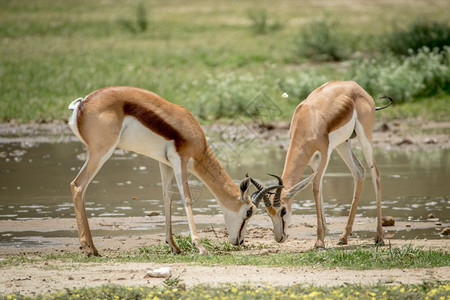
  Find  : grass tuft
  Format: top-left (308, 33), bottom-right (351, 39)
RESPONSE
top-left (118, 2), bottom-right (149, 34)
top-left (2, 238), bottom-right (448, 270)
top-left (247, 9), bottom-right (283, 35)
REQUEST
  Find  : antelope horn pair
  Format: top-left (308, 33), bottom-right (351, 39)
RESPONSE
top-left (246, 173), bottom-right (283, 208)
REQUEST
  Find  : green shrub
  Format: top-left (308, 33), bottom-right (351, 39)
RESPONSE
top-left (247, 9), bottom-right (283, 35)
top-left (189, 72), bottom-right (279, 121)
top-left (350, 46), bottom-right (450, 102)
top-left (294, 19), bottom-right (348, 61)
top-left (277, 72), bottom-right (328, 101)
top-left (384, 21), bottom-right (450, 55)
top-left (118, 2), bottom-right (149, 34)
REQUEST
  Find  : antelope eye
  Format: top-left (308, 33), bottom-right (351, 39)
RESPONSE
top-left (246, 209), bottom-right (253, 218)
top-left (280, 207), bottom-right (287, 217)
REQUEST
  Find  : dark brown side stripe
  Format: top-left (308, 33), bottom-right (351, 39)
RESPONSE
top-left (123, 102), bottom-right (186, 151)
top-left (327, 99), bottom-right (354, 132)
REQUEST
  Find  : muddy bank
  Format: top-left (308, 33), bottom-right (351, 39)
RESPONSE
top-left (0, 215), bottom-right (449, 295)
top-left (1, 214), bottom-right (449, 256)
top-left (1, 119), bottom-right (449, 150)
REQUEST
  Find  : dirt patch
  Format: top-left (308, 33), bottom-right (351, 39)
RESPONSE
top-left (3, 262), bottom-right (448, 296)
top-left (0, 215), bottom-right (448, 295)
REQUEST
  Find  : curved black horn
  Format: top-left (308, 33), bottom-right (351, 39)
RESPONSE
top-left (252, 185), bottom-right (282, 207)
top-left (268, 174), bottom-right (283, 207)
top-left (247, 174), bottom-right (265, 191)
top-left (251, 192), bottom-right (272, 208)
top-left (263, 195), bottom-right (272, 208)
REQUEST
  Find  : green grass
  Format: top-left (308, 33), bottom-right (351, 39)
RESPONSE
top-left (1, 0), bottom-right (449, 122)
top-left (1, 237), bottom-right (448, 298)
top-left (1, 237), bottom-right (449, 270)
top-left (2, 281), bottom-right (449, 299)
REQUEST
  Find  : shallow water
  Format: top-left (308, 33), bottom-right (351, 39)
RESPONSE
top-left (0, 140), bottom-right (449, 235)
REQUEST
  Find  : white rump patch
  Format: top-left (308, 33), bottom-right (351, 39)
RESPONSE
top-left (68, 97), bottom-right (84, 110)
top-left (68, 97), bottom-right (85, 144)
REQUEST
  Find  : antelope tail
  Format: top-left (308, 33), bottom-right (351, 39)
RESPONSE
top-left (375, 95), bottom-right (393, 111)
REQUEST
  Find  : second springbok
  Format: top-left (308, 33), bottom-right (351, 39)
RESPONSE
top-left (251, 81), bottom-right (392, 249)
top-left (68, 86), bottom-right (278, 256)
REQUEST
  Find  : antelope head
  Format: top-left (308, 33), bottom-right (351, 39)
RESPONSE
top-left (226, 176), bottom-right (283, 246)
top-left (249, 173), bottom-right (315, 243)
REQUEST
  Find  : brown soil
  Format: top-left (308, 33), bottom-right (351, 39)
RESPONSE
top-left (0, 119), bottom-right (449, 150)
top-left (0, 215), bottom-right (449, 296)
top-left (0, 119), bottom-right (449, 295)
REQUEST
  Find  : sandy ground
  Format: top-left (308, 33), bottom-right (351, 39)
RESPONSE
top-left (0, 119), bottom-right (449, 295)
top-left (0, 214), bottom-right (449, 295)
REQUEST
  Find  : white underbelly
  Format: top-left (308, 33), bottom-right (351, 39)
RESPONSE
top-left (117, 116), bottom-right (174, 164)
top-left (328, 110), bottom-right (356, 149)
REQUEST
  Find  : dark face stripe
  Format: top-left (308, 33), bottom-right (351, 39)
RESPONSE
top-left (238, 218), bottom-right (247, 244)
top-left (123, 102), bottom-right (186, 151)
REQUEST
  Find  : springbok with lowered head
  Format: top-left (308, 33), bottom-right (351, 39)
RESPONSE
top-left (68, 86), bottom-right (279, 256)
top-left (250, 81), bottom-right (392, 249)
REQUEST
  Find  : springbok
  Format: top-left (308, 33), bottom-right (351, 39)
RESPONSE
top-left (68, 86), bottom-right (278, 256)
top-left (250, 81), bottom-right (392, 249)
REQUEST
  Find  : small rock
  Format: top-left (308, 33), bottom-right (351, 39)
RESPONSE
top-left (441, 228), bottom-right (450, 236)
top-left (258, 122), bottom-right (276, 131)
top-left (435, 222), bottom-right (442, 227)
top-left (424, 138), bottom-right (437, 144)
top-left (259, 249), bottom-right (270, 255)
top-left (145, 267), bottom-right (171, 278)
top-left (378, 277), bottom-right (395, 284)
top-left (382, 216), bottom-right (395, 226)
top-left (396, 138), bottom-right (414, 146)
top-left (379, 123), bottom-right (390, 132)
top-left (68, 276), bottom-right (74, 280)
top-left (145, 211), bottom-right (160, 217)
top-left (427, 213), bottom-right (436, 219)
top-left (406, 224), bottom-right (412, 228)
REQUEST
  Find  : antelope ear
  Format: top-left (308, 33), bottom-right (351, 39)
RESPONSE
top-left (239, 177), bottom-right (251, 202)
top-left (285, 173), bottom-right (315, 198)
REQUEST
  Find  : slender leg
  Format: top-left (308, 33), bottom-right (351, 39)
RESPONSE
top-left (70, 146), bottom-right (116, 256)
top-left (336, 142), bottom-right (366, 245)
top-left (168, 153), bottom-right (208, 254)
top-left (311, 150), bottom-right (331, 249)
top-left (159, 162), bottom-right (180, 254)
top-left (355, 124), bottom-right (385, 245)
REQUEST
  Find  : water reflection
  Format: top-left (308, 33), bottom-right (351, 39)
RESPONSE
top-left (0, 142), bottom-right (449, 225)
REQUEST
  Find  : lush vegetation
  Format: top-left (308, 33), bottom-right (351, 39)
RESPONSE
top-left (1, 0), bottom-right (449, 122)
top-left (2, 281), bottom-right (450, 300)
